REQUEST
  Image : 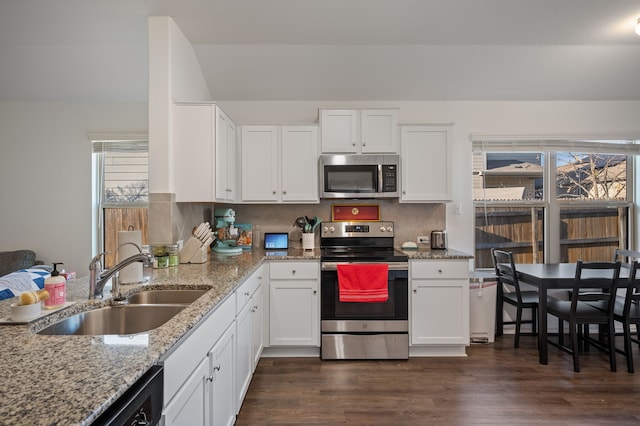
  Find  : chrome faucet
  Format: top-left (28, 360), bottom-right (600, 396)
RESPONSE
top-left (89, 252), bottom-right (153, 301)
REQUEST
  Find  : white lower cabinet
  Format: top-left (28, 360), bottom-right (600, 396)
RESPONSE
top-left (210, 323), bottom-right (236, 426)
top-left (163, 357), bottom-right (211, 426)
top-left (410, 260), bottom-right (469, 347)
top-left (235, 266), bottom-right (264, 414)
top-left (162, 266), bottom-right (264, 425)
top-left (269, 261), bottom-right (320, 346)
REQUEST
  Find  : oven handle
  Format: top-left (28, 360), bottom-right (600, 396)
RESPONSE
top-left (321, 261), bottom-right (408, 271)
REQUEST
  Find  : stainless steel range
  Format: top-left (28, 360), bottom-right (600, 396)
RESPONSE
top-left (320, 221), bottom-right (409, 360)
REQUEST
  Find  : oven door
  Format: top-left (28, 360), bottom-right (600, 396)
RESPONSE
top-left (320, 262), bottom-right (408, 325)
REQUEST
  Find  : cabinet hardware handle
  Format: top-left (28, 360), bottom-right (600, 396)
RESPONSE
top-left (245, 291), bottom-right (250, 296)
top-left (403, 190), bottom-right (406, 194)
top-left (214, 365), bottom-right (221, 372)
top-left (291, 270), bottom-right (296, 274)
top-left (283, 190), bottom-right (287, 194)
top-left (253, 305), bottom-right (258, 310)
top-left (207, 376), bottom-right (214, 382)
top-left (363, 142), bottom-right (367, 146)
top-left (313, 290), bottom-right (317, 294)
top-left (272, 190), bottom-right (276, 194)
top-left (438, 269), bottom-right (443, 273)
top-left (413, 289), bottom-right (417, 293)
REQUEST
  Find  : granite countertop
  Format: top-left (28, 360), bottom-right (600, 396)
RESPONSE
top-left (398, 246), bottom-right (474, 260)
top-left (0, 248), bottom-right (319, 426)
top-left (0, 246), bottom-right (470, 425)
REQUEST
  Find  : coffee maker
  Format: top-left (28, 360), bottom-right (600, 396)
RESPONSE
top-left (213, 208), bottom-right (242, 255)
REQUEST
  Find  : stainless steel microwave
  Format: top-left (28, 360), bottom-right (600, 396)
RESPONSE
top-left (319, 154), bottom-right (400, 199)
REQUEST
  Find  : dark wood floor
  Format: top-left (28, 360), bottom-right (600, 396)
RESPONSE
top-left (236, 335), bottom-right (640, 425)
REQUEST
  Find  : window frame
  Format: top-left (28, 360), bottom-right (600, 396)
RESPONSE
top-left (91, 134), bottom-right (149, 257)
top-left (472, 135), bottom-right (640, 264)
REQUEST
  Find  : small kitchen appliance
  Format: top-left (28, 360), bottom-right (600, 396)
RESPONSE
top-left (430, 230), bottom-right (447, 250)
top-left (213, 208), bottom-right (242, 255)
top-left (320, 221), bottom-right (409, 360)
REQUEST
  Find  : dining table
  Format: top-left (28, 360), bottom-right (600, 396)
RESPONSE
top-left (511, 262), bottom-right (630, 365)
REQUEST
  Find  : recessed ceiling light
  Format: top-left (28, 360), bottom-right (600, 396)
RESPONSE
top-left (636, 18), bottom-right (640, 36)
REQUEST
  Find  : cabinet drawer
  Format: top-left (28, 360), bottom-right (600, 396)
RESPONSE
top-left (236, 268), bottom-right (262, 314)
top-left (411, 260), bottom-right (467, 279)
top-left (269, 261), bottom-right (319, 280)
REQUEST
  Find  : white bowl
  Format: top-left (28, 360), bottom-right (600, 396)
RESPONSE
top-left (10, 302), bottom-right (42, 322)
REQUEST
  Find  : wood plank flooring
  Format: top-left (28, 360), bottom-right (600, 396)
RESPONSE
top-left (236, 336), bottom-right (640, 425)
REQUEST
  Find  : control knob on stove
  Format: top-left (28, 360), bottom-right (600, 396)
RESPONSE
top-left (380, 225), bottom-right (393, 232)
top-left (323, 226), bottom-right (335, 233)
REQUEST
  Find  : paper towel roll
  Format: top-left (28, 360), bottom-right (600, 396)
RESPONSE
top-left (118, 230), bottom-right (143, 284)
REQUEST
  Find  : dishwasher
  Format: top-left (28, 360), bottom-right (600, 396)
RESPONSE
top-left (91, 365), bottom-right (163, 425)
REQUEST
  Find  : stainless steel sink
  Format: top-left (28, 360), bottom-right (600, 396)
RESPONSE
top-left (36, 304), bottom-right (186, 335)
top-left (126, 289), bottom-right (208, 305)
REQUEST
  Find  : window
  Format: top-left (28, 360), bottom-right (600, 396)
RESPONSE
top-left (473, 138), bottom-right (639, 268)
top-left (92, 136), bottom-right (149, 267)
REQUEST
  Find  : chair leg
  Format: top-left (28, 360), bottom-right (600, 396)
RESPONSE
top-left (570, 322), bottom-right (580, 372)
top-left (608, 321), bottom-right (617, 372)
top-left (624, 322), bottom-right (634, 373)
top-left (514, 307), bottom-right (522, 348)
top-left (558, 318), bottom-right (564, 346)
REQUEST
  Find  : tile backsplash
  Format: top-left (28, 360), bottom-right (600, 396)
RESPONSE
top-left (157, 196), bottom-right (445, 249)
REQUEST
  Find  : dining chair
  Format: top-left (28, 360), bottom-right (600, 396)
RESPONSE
top-left (491, 249), bottom-right (539, 348)
top-left (608, 261), bottom-right (640, 373)
top-left (547, 260), bottom-right (621, 372)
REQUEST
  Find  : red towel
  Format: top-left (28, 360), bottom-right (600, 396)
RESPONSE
top-left (337, 264), bottom-right (389, 303)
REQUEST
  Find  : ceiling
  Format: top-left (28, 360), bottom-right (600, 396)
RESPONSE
top-left (1, 0), bottom-right (640, 102)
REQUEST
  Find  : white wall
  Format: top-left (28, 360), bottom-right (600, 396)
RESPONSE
top-left (148, 16), bottom-right (211, 194)
top-left (218, 100), bottom-right (640, 255)
top-left (0, 101), bottom-right (147, 273)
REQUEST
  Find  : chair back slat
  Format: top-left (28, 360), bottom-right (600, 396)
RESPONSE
top-left (492, 249), bottom-right (523, 299)
top-left (572, 260), bottom-right (621, 313)
top-left (623, 261), bottom-right (640, 317)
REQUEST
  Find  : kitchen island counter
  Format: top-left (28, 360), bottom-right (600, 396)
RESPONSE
top-left (0, 248), bottom-right (319, 426)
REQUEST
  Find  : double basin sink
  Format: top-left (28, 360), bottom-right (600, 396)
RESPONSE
top-left (37, 289), bottom-right (209, 336)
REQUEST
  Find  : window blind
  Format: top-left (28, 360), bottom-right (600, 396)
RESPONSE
top-left (471, 137), bottom-right (640, 154)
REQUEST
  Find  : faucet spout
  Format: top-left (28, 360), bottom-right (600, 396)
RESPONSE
top-left (89, 252), bottom-right (153, 300)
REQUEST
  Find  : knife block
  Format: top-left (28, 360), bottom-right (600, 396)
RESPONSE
top-left (179, 237), bottom-right (209, 264)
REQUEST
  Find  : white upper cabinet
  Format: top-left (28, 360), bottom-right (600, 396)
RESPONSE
top-left (215, 108), bottom-right (237, 202)
top-left (241, 125), bottom-right (319, 203)
top-left (280, 125), bottom-right (319, 202)
top-left (240, 125), bottom-right (278, 202)
top-left (173, 103), bottom-right (236, 202)
top-left (400, 124), bottom-right (452, 202)
top-left (320, 109), bottom-right (398, 154)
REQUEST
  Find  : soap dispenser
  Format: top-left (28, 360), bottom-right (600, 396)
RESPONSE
top-left (44, 262), bottom-right (66, 309)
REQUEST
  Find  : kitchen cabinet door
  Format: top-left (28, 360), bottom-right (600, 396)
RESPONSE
top-left (320, 109), bottom-right (398, 154)
top-left (162, 358), bottom-right (210, 426)
top-left (235, 298), bottom-right (253, 412)
top-left (215, 107), bottom-right (237, 202)
top-left (269, 261), bottom-right (320, 346)
top-left (360, 109), bottom-right (398, 153)
top-left (281, 125), bottom-right (318, 202)
top-left (251, 284), bottom-right (264, 371)
top-left (410, 260), bottom-right (469, 345)
top-left (211, 322), bottom-right (236, 426)
top-left (240, 125), bottom-right (279, 201)
top-left (320, 109), bottom-right (358, 153)
top-left (400, 125), bottom-right (452, 202)
top-left (173, 103), bottom-right (214, 202)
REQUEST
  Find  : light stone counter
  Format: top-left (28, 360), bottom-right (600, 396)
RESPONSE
top-left (398, 247), bottom-right (473, 260)
top-left (0, 248), bottom-right (319, 426)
